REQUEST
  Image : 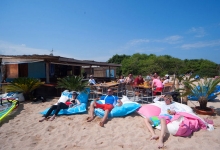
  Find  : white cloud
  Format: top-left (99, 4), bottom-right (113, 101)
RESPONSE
top-left (129, 39), bottom-right (150, 46)
top-left (111, 36), bottom-right (182, 55)
top-left (140, 47), bottom-right (164, 53)
top-left (188, 27), bottom-right (206, 38)
top-left (0, 40), bottom-right (50, 55)
top-left (181, 39), bottom-right (220, 49)
top-left (163, 35), bottom-right (183, 44)
top-left (0, 40), bottom-right (75, 58)
top-left (0, 40), bottom-right (119, 62)
top-left (154, 35), bottom-right (183, 44)
top-left (113, 38), bottom-right (150, 53)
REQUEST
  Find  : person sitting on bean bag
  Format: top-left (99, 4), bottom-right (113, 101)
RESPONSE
top-left (39, 92), bottom-right (80, 122)
top-left (87, 88), bottom-right (122, 127)
top-left (144, 94), bottom-right (184, 149)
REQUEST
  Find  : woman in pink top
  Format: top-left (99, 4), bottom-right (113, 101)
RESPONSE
top-left (152, 75), bottom-right (163, 95)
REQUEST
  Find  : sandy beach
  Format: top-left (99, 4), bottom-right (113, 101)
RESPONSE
top-left (1, 95), bottom-right (220, 150)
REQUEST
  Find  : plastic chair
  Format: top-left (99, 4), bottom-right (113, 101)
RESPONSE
top-left (162, 86), bottom-right (172, 95)
top-left (139, 87), bottom-right (153, 103)
top-left (113, 83), bottom-right (126, 98)
top-left (151, 86), bottom-right (172, 100)
top-left (125, 85), bottom-right (136, 100)
top-left (89, 86), bottom-right (102, 100)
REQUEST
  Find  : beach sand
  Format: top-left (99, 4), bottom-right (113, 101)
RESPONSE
top-left (1, 95), bottom-right (220, 150)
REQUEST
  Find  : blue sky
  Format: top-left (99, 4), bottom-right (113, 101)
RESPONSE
top-left (0, 0), bottom-right (220, 64)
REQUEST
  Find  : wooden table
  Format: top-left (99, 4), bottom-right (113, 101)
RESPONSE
top-left (164, 82), bottom-right (174, 87)
top-left (93, 82), bottom-right (119, 95)
top-left (94, 82), bottom-right (119, 87)
top-left (135, 85), bottom-right (152, 89)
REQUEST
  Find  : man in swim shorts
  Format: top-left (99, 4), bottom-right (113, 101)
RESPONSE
top-left (87, 88), bottom-right (122, 127)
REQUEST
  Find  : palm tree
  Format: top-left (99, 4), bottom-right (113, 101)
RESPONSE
top-left (179, 77), bottom-right (220, 110)
top-left (176, 75), bottom-right (196, 105)
top-left (6, 77), bottom-right (44, 100)
top-left (181, 77), bottom-right (220, 110)
top-left (56, 75), bottom-right (88, 92)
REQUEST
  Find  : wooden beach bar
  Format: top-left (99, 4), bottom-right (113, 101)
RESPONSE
top-left (0, 55), bottom-right (121, 97)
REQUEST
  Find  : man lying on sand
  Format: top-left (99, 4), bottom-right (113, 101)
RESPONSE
top-left (144, 94), bottom-right (184, 149)
top-left (87, 88), bottom-right (122, 127)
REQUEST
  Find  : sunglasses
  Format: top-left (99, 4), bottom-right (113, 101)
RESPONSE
top-left (164, 98), bottom-right (170, 101)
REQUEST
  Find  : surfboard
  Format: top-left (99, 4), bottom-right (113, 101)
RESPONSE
top-left (0, 99), bottom-right (19, 121)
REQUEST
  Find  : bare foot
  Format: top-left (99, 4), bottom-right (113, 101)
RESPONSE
top-left (45, 117), bottom-right (50, 121)
top-left (86, 117), bottom-right (94, 122)
top-left (49, 116), bottom-right (56, 121)
top-left (39, 118), bottom-right (46, 122)
top-left (99, 122), bottom-right (104, 127)
top-left (158, 141), bottom-right (164, 149)
top-left (150, 135), bottom-right (159, 140)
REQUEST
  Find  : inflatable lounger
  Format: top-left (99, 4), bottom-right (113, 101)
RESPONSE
top-left (41, 88), bottom-right (90, 116)
top-left (0, 100), bottom-right (19, 121)
top-left (137, 101), bottom-right (208, 137)
top-left (94, 95), bottom-right (141, 118)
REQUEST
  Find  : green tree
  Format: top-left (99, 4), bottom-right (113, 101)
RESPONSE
top-left (107, 54), bottom-right (130, 76)
top-left (107, 53), bottom-right (219, 77)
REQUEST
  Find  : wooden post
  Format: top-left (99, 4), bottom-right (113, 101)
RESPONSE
top-left (90, 65), bottom-right (92, 75)
top-left (0, 64), bottom-right (6, 82)
top-left (108, 66), bottom-right (111, 78)
top-left (46, 62), bottom-right (50, 83)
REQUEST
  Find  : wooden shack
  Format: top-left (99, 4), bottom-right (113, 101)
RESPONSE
top-left (0, 55), bottom-right (121, 97)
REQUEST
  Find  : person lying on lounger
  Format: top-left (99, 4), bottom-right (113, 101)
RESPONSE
top-left (144, 94), bottom-right (184, 149)
top-left (39, 92), bottom-right (80, 122)
top-left (87, 88), bottom-right (122, 127)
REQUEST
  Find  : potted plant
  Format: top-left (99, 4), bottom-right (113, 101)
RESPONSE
top-left (56, 75), bottom-right (88, 93)
top-left (6, 77), bottom-right (44, 100)
top-left (181, 77), bottom-right (220, 115)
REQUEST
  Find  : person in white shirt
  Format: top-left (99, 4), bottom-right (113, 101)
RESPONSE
top-left (39, 92), bottom-right (80, 122)
top-left (144, 94), bottom-right (184, 149)
top-left (117, 75), bottom-right (125, 83)
top-left (89, 75), bottom-right (96, 85)
top-left (162, 76), bottom-right (169, 85)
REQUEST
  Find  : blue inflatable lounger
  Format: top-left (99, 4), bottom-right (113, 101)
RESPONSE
top-left (94, 95), bottom-right (141, 118)
top-left (41, 88), bottom-right (90, 115)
